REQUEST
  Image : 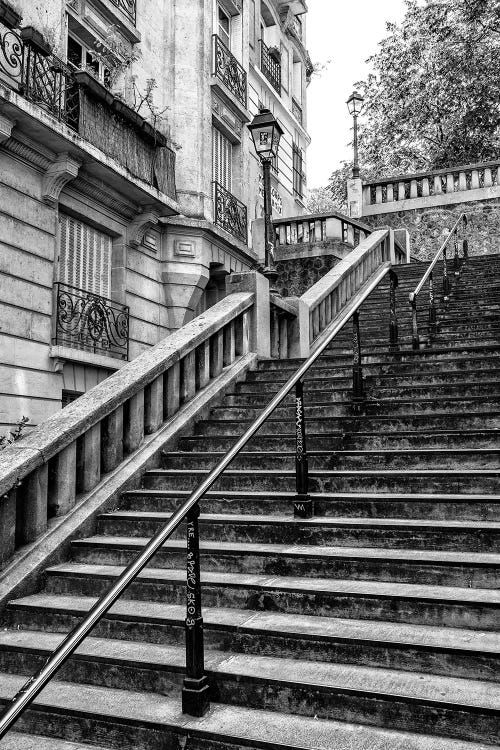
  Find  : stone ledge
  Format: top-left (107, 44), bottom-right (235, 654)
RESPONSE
top-left (50, 346), bottom-right (126, 372)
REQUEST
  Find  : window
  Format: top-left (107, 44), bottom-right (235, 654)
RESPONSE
top-left (218, 5), bottom-right (231, 49)
top-left (67, 33), bottom-right (111, 86)
top-left (58, 214), bottom-right (112, 297)
top-left (293, 143), bottom-right (304, 200)
top-left (212, 126), bottom-right (233, 192)
top-left (249, 0), bottom-right (256, 48)
top-left (280, 43), bottom-right (289, 92)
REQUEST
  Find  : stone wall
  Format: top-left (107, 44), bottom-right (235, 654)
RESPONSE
top-left (364, 198), bottom-right (500, 260)
top-left (275, 240), bottom-right (349, 296)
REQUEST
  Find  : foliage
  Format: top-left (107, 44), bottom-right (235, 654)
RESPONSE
top-left (305, 186), bottom-right (340, 214)
top-left (0, 416), bottom-right (29, 449)
top-left (324, 0), bottom-right (500, 208)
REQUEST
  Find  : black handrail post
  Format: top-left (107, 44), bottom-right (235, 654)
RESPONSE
top-left (389, 269), bottom-right (399, 350)
top-left (352, 311), bottom-right (364, 399)
top-left (182, 505), bottom-right (210, 717)
top-left (442, 245), bottom-right (450, 302)
top-left (410, 295), bottom-right (419, 350)
top-left (294, 380), bottom-right (313, 519)
top-left (428, 271), bottom-right (437, 337)
top-left (463, 215), bottom-right (469, 263)
top-left (453, 232), bottom-right (461, 277)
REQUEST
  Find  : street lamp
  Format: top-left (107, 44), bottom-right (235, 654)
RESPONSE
top-left (346, 90), bottom-right (364, 179)
top-left (248, 108), bottom-right (284, 291)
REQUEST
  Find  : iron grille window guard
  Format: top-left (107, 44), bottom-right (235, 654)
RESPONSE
top-left (259, 39), bottom-right (281, 94)
top-left (0, 23), bottom-right (23, 84)
top-left (110, 0), bottom-right (137, 23)
top-left (292, 97), bottom-right (302, 125)
top-left (213, 181), bottom-right (248, 244)
top-left (22, 43), bottom-right (80, 129)
top-left (54, 282), bottom-right (130, 361)
top-left (213, 34), bottom-right (247, 108)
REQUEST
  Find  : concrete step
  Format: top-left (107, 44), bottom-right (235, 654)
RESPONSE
top-left (8, 595), bottom-right (499, 683)
top-left (42, 563), bottom-right (500, 630)
top-left (0, 632), bottom-right (498, 743)
top-left (70, 535), bottom-right (500, 588)
top-left (119, 489), bottom-right (500, 521)
top-left (98, 509), bottom-right (500, 551)
top-left (161, 449), bottom-right (500, 471)
top-left (0, 734), bottom-right (111, 750)
top-left (0, 672), bottom-right (493, 750)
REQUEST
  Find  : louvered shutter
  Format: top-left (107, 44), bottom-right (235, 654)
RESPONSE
top-left (58, 214), bottom-right (112, 297)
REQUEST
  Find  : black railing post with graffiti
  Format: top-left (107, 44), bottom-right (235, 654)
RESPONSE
top-left (294, 380), bottom-right (312, 518)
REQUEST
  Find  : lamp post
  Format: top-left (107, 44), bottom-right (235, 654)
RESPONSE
top-left (346, 90), bottom-right (364, 179)
top-left (248, 108), bottom-right (284, 291)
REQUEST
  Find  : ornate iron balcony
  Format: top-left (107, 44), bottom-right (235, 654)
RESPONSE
top-left (213, 34), bottom-right (247, 108)
top-left (260, 39), bottom-right (281, 95)
top-left (213, 181), bottom-right (248, 244)
top-left (110, 0), bottom-right (136, 23)
top-left (54, 282), bottom-right (130, 361)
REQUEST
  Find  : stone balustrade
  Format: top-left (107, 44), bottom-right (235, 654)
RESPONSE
top-left (363, 159), bottom-right (500, 216)
top-left (0, 293), bottom-right (254, 569)
top-left (300, 229), bottom-right (394, 348)
top-left (274, 210), bottom-right (372, 249)
top-left (269, 294), bottom-right (303, 359)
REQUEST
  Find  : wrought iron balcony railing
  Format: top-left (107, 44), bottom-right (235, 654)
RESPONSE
top-left (259, 39), bottom-right (281, 95)
top-left (213, 181), bottom-right (248, 244)
top-left (54, 282), bottom-right (130, 361)
top-left (292, 97), bottom-right (302, 125)
top-left (213, 34), bottom-right (247, 108)
top-left (110, 0), bottom-right (136, 23)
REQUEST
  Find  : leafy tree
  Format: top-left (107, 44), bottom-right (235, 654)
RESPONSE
top-left (326, 0), bottom-right (500, 207)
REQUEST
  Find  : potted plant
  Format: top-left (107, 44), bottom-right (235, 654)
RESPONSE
top-left (20, 26), bottom-right (52, 57)
top-left (268, 45), bottom-right (281, 62)
top-left (0, 0), bottom-right (22, 29)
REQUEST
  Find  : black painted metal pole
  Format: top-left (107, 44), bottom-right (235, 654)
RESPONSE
top-left (182, 505), bottom-right (210, 717)
top-left (453, 232), bottom-right (461, 276)
top-left (428, 271), bottom-right (437, 337)
top-left (352, 311), bottom-right (364, 399)
top-left (262, 158), bottom-right (279, 293)
top-left (410, 295), bottom-right (419, 350)
top-left (294, 380), bottom-right (312, 518)
top-left (442, 246), bottom-right (450, 302)
top-left (389, 270), bottom-right (399, 349)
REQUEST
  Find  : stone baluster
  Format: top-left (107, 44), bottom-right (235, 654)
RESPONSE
top-left (19, 465), bottom-right (48, 544)
top-left (51, 442), bottom-right (77, 516)
top-left (144, 375), bottom-right (164, 435)
top-left (312, 306), bottom-right (320, 340)
top-left (180, 352), bottom-right (196, 403)
top-left (279, 315), bottom-right (288, 358)
top-left (484, 168), bottom-right (493, 187)
top-left (210, 330), bottom-right (224, 378)
top-left (363, 186), bottom-right (371, 206)
top-left (446, 173), bottom-right (454, 193)
top-left (102, 407), bottom-right (124, 473)
top-left (0, 488), bottom-right (16, 565)
top-left (195, 340), bottom-right (210, 391)
top-left (164, 362), bottom-right (181, 418)
top-left (270, 308), bottom-right (279, 359)
top-left (235, 312), bottom-right (250, 356)
top-left (471, 170), bottom-right (480, 189)
top-left (410, 179), bottom-right (418, 198)
top-left (375, 185), bottom-right (383, 204)
top-left (81, 423), bottom-right (101, 492)
top-left (458, 171), bottom-right (467, 191)
top-left (398, 182), bottom-right (405, 201)
top-left (325, 295), bottom-right (332, 325)
top-left (386, 183), bottom-right (394, 203)
top-left (422, 178), bottom-right (430, 197)
top-left (223, 321), bottom-right (236, 366)
top-left (434, 175), bottom-right (443, 194)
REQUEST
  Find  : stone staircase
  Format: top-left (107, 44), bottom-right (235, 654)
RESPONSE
top-left (0, 254), bottom-right (499, 750)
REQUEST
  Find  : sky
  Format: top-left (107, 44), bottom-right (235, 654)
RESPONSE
top-left (306, 0), bottom-right (407, 190)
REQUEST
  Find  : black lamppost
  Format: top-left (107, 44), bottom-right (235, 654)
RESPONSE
top-left (346, 90), bottom-right (364, 179)
top-left (248, 108), bottom-right (284, 291)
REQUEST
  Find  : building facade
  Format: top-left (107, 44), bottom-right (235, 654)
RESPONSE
top-left (0, 0), bottom-right (310, 432)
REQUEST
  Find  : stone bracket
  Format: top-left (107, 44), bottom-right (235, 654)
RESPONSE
top-left (42, 153), bottom-right (81, 206)
top-left (0, 112), bottom-right (16, 144)
top-left (128, 206), bottom-right (161, 248)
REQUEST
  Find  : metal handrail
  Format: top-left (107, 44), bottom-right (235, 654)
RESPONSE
top-left (0, 262), bottom-right (392, 739)
top-left (410, 213), bottom-right (468, 301)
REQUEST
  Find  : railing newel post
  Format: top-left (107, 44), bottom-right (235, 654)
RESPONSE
top-left (428, 271), bottom-right (437, 338)
top-left (182, 503), bottom-right (210, 717)
top-left (442, 246), bottom-right (450, 302)
top-left (294, 380), bottom-right (312, 519)
top-left (352, 310), bottom-right (364, 399)
top-left (453, 231), bottom-right (461, 277)
top-left (389, 269), bottom-right (399, 350)
top-left (410, 294), bottom-right (420, 350)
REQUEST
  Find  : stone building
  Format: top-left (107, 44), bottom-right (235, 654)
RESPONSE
top-left (0, 0), bottom-right (311, 432)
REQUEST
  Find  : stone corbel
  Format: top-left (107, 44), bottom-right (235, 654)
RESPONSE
top-left (0, 113), bottom-right (15, 144)
top-left (127, 206), bottom-right (160, 248)
top-left (42, 153), bottom-right (81, 206)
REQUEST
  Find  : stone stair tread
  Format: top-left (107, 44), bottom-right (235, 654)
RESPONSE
top-left (0, 734), bottom-right (111, 750)
top-left (0, 673), bottom-right (492, 750)
top-left (44, 563), bottom-right (500, 604)
top-left (103, 510), bottom-right (500, 528)
top-left (73, 535), bottom-right (500, 565)
top-left (1, 631), bottom-right (499, 711)
top-left (11, 594), bottom-right (500, 654)
top-left (164, 449), bottom-right (500, 457)
top-left (148, 468), bottom-right (500, 477)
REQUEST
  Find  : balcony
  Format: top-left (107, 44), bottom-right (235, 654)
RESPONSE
top-left (110, 0), bottom-right (136, 23)
top-left (259, 39), bottom-right (281, 95)
top-left (0, 22), bottom-right (176, 200)
top-left (54, 282), bottom-right (130, 361)
top-left (213, 34), bottom-right (247, 108)
top-left (213, 181), bottom-right (248, 244)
